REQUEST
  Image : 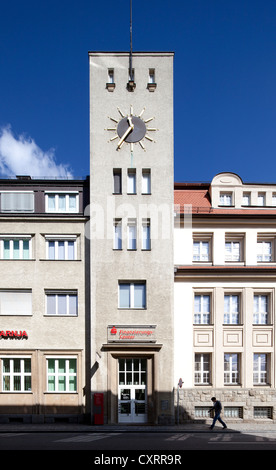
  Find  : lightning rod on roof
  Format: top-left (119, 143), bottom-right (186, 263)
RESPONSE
top-left (129, 0), bottom-right (133, 82)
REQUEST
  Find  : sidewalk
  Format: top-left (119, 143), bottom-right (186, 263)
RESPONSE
top-left (0, 421), bottom-right (275, 433)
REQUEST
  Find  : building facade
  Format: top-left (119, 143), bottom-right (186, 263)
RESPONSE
top-left (1, 52), bottom-right (276, 427)
top-left (89, 51), bottom-right (175, 424)
top-left (0, 176), bottom-right (89, 423)
top-left (174, 172), bottom-right (276, 423)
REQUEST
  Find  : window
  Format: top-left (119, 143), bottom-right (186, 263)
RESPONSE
top-left (0, 290), bottom-right (32, 316)
top-left (254, 407), bottom-right (273, 419)
top-left (258, 193), bottom-right (265, 206)
top-left (142, 219), bottom-right (151, 250)
top-left (47, 358), bottom-right (77, 392)
top-left (194, 407), bottom-right (212, 419)
top-left (194, 294), bottom-right (210, 324)
top-left (142, 169), bottom-right (151, 194)
top-left (108, 68), bottom-right (114, 84)
top-left (224, 295), bottom-right (240, 324)
top-left (253, 354), bottom-right (268, 385)
top-left (224, 407), bottom-right (243, 419)
top-left (127, 219), bottom-right (137, 250)
top-left (147, 69), bottom-right (157, 91)
top-left (193, 241), bottom-right (210, 262)
top-left (119, 282), bottom-right (146, 309)
top-left (148, 69), bottom-right (155, 84)
top-left (257, 240), bottom-right (273, 262)
top-left (194, 354), bottom-right (210, 384)
top-left (127, 169), bottom-right (136, 194)
top-left (224, 353), bottom-right (239, 384)
top-left (219, 193), bottom-right (232, 206)
top-left (113, 169), bottom-right (122, 194)
top-left (46, 292), bottom-right (78, 316)
top-left (242, 192), bottom-right (251, 206)
top-left (225, 236), bottom-right (243, 262)
top-left (46, 236), bottom-right (76, 260)
top-left (113, 219), bottom-right (122, 250)
top-left (253, 294), bottom-right (268, 324)
top-left (272, 193), bottom-right (276, 206)
top-left (2, 358), bottom-right (31, 392)
top-left (0, 237), bottom-right (31, 259)
top-left (1, 192), bottom-right (34, 212)
top-left (45, 193), bottom-right (78, 213)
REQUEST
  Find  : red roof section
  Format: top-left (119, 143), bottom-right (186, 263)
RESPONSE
top-left (174, 184), bottom-right (276, 215)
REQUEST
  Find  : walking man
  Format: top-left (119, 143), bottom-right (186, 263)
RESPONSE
top-left (209, 397), bottom-right (227, 429)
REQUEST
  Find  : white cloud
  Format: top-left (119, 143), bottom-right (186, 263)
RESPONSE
top-left (0, 126), bottom-right (73, 178)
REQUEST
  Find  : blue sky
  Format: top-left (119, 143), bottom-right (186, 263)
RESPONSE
top-left (0, 0), bottom-right (276, 183)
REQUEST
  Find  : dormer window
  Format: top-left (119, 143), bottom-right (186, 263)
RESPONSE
top-left (45, 192), bottom-right (79, 213)
top-left (258, 193), bottom-right (265, 206)
top-left (219, 192), bottom-right (233, 206)
top-left (242, 192), bottom-right (251, 206)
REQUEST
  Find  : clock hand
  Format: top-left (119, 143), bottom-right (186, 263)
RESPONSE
top-left (117, 120), bottom-right (134, 149)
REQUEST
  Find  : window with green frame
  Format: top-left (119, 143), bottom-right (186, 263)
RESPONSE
top-left (2, 358), bottom-right (31, 392)
top-left (47, 358), bottom-right (77, 392)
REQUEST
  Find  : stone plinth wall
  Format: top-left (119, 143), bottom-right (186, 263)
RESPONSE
top-left (175, 388), bottom-right (276, 423)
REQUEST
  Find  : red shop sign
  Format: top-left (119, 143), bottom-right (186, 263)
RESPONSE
top-left (0, 330), bottom-right (28, 339)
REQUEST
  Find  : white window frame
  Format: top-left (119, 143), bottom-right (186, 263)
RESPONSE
top-left (2, 357), bottom-right (32, 392)
top-left (258, 193), bottom-right (266, 206)
top-left (194, 294), bottom-right (211, 324)
top-left (257, 240), bottom-right (273, 263)
top-left (113, 219), bottom-right (122, 250)
top-left (194, 353), bottom-right (211, 384)
top-left (127, 170), bottom-right (136, 194)
top-left (253, 353), bottom-right (268, 385)
top-left (219, 192), bottom-right (233, 206)
top-left (253, 294), bottom-right (269, 324)
top-left (224, 353), bottom-right (239, 385)
top-left (142, 219), bottom-right (151, 250)
top-left (193, 240), bottom-right (210, 262)
top-left (225, 238), bottom-right (243, 262)
top-left (242, 192), bottom-right (251, 206)
top-left (45, 235), bottom-right (77, 260)
top-left (0, 235), bottom-right (32, 260)
top-left (118, 282), bottom-right (146, 309)
top-left (142, 169), bottom-right (151, 194)
top-left (127, 219), bottom-right (137, 250)
top-left (224, 294), bottom-right (240, 324)
top-left (45, 192), bottom-right (79, 213)
top-left (45, 291), bottom-right (78, 316)
top-left (46, 357), bottom-right (77, 393)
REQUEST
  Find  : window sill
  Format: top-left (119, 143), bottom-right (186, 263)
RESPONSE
top-left (0, 259), bottom-right (35, 261)
top-left (106, 82), bottom-right (116, 92)
top-left (44, 314), bottom-right (78, 317)
top-left (39, 259), bottom-right (80, 261)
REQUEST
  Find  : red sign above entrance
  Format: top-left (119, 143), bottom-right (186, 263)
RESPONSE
top-left (0, 330), bottom-right (28, 339)
top-left (108, 325), bottom-right (156, 343)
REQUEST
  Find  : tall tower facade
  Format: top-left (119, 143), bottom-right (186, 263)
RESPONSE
top-left (89, 51), bottom-right (174, 424)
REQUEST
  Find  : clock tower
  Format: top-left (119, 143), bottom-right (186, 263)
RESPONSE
top-left (89, 51), bottom-right (174, 425)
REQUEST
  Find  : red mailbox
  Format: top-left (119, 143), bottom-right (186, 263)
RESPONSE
top-left (93, 393), bottom-right (104, 425)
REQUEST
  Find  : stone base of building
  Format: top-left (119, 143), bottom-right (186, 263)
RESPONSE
top-left (0, 413), bottom-right (90, 425)
top-left (175, 388), bottom-right (276, 423)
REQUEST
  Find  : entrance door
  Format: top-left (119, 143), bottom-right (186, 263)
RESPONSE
top-left (118, 358), bottom-right (147, 423)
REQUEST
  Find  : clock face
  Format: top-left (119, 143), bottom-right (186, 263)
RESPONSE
top-left (107, 106), bottom-right (157, 150)
top-left (117, 116), bottom-right (146, 143)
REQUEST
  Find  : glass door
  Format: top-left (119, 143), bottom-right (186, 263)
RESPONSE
top-left (118, 358), bottom-right (147, 423)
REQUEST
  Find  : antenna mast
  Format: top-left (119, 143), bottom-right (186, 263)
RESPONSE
top-left (129, 0), bottom-right (133, 81)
